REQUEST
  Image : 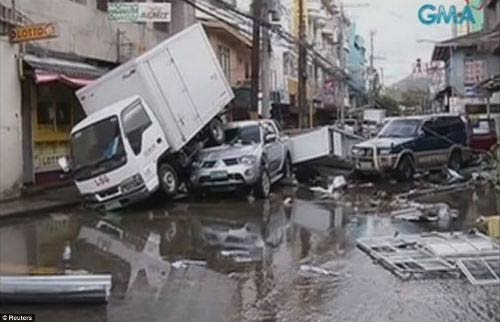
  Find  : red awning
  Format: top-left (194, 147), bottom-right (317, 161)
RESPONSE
top-left (34, 70), bottom-right (95, 88)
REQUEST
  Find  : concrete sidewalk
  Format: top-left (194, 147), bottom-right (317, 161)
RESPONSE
top-left (0, 185), bottom-right (81, 218)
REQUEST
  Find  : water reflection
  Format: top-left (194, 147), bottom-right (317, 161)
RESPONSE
top-left (0, 186), bottom-right (499, 322)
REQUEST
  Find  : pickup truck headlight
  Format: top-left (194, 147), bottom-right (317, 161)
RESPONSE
top-left (120, 174), bottom-right (144, 193)
top-left (239, 155), bottom-right (257, 165)
top-left (377, 148), bottom-right (392, 155)
top-left (192, 160), bottom-right (202, 169)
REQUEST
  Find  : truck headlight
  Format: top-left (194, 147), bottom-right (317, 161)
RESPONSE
top-left (239, 155), bottom-right (257, 165)
top-left (377, 148), bottom-right (392, 155)
top-left (120, 174), bottom-right (144, 193)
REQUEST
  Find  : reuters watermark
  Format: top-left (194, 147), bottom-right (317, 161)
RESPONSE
top-left (1, 314), bottom-right (35, 321)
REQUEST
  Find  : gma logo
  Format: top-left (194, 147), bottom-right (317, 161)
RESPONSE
top-left (418, 5), bottom-right (476, 25)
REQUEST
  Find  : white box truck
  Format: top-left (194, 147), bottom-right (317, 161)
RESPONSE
top-left (363, 109), bottom-right (386, 124)
top-left (59, 24), bottom-right (234, 210)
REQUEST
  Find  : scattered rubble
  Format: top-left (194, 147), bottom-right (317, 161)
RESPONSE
top-left (171, 260), bottom-right (207, 269)
top-left (298, 265), bottom-right (340, 278)
top-left (391, 202), bottom-right (459, 222)
top-left (309, 175), bottom-right (347, 199)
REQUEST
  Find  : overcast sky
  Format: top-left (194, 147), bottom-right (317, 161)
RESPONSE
top-left (344, 0), bottom-right (467, 85)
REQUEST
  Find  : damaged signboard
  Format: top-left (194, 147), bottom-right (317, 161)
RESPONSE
top-left (357, 231), bottom-right (500, 285)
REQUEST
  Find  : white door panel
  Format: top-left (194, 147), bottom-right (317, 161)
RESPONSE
top-left (147, 52), bottom-right (202, 141)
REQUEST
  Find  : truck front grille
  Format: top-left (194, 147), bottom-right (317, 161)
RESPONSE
top-left (98, 185), bottom-right (120, 199)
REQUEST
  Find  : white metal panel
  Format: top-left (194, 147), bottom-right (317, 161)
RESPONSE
top-left (146, 51), bottom-right (202, 142)
top-left (166, 23), bottom-right (234, 123)
top-left (289, 127), bottom-right (331, 164)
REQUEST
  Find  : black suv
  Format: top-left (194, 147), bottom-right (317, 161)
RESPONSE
top-left (352, 114), bottom-right (471, 180)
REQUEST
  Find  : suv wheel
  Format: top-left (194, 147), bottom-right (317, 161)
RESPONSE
top-left (159, 163), bottom-right (179, 198)
top-left (448, 150), bottom-right (462, 171)
top-left (396, 155), bottom-right (414, 182)
top-left (254, 169), bottom-right (271, 199)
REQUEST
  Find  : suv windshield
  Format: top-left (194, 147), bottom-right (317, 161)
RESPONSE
top-left (378, 119), bottom-right (421, 138)
top-left (71, 116), bottom-right (127, 181)
top-left (225, 125), bottom-right (261, 145)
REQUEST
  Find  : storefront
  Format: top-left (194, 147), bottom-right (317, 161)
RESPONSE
top-left (21, 54), bottom-right (108, 185)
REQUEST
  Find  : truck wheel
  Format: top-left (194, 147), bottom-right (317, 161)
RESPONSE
top-left (207, 117), bottom-right (225, 145)
top-left (159, 163), bottom-right (179, 198)
top-left (254, 169), bottom-right (271, 199)
top-left (396, 155), bottom-right (414, 182)
top-left (448, 150), bottom-right (462, 171)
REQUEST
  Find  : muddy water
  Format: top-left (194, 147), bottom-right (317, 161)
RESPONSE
top-left (0, 185), bottom-right (499, 322)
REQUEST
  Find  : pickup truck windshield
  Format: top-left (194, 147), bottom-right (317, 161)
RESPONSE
top-left (225, 125), bottom-right (261, 145)
top-left (378, 119), bottom-right (421, 138)
top-left (71, 116), bottom-right (127, 181)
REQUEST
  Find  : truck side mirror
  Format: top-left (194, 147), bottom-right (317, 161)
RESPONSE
top-left (265, 133), bottom-right (277, 143)
top-left (58, 156), bottom-right (71, 173)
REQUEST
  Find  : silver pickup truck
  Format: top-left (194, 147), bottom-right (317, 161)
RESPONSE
top-left (189, 120), bottom-right (291, 198)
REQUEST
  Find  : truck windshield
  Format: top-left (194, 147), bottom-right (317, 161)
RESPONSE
top-left (225, 125), bottom-right (261, 145)
top-left (71, 116), bottom-right (127, 181)
top-left (378, 119), bottom-right (421, 138)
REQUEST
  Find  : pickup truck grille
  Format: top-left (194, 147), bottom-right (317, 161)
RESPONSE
top-left (202, 161), bottom-right (216, 168)
top-left (223, 158), bottom-right (238, 166)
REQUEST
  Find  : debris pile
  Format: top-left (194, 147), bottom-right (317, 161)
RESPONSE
top-left (357, 231), bottom-right (500, 285)
top-left (390, 201), bottom-right (459, 222)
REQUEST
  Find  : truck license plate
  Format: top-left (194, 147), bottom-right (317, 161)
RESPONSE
top-left (210, 171), bottom-right (228, 179)
top-left (359, 161), bottom-right (372, 170)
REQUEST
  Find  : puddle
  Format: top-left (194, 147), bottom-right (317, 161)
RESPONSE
top-left (0, 185), bottom-right (499, 322)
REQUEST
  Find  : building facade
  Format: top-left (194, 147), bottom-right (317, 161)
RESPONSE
top-left (0, 0), bottom-right (170, 199)
top-left (431, 0), bottom-right (500, 115)
top-left (347, 22), bottom-right (367, 108)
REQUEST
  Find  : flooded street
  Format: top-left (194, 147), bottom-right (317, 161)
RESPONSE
top-left (1, 184), bottom-right (499, 322)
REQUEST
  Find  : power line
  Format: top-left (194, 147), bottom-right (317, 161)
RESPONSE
top-left (192, 0), bottom-right (348, 80)
top-left (179, 0), bottom-right (381, 106)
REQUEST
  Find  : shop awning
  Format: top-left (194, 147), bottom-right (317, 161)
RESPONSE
top-left (34, 70), bottom-right (95, 87)
top-left (23, 54), bottom-right (108, 87)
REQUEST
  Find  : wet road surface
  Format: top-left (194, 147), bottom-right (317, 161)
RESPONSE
top-left (0, 183), bottom-right (499, 322)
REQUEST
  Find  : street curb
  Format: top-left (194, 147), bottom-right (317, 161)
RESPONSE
top-left (0, 200), bottom-right (82, 219)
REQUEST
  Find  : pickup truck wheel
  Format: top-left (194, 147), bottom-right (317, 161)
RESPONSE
top-left (159, 163), bottom-right (179, 198)
top-left (207, 118), bottom-right (225, 145)
top-left (282, 155), bottom-right (292, 179)
top-left (448, 150), bottom-right (462, 171)
top-left (396, 155), bottom-right (414, 182)
top-left (254, 169), bottom-right (271, 199)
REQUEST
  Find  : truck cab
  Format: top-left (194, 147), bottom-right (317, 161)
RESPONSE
top-left (352, 114), bottom-right (471, 180)
top-left (66, 96), bottom-right (168, 210)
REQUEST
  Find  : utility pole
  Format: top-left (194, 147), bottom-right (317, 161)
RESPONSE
top-left (250, 0), bottom-right (262, 114)
top-left (339, 12), bottom-right (345, 124)
top-left (261, 0), bottom-right (271, 119)
top-left (369, 30), bottom-right (374, 72)
top-left (171, 0), bottom-right (195, 35)
top-left (116, 29), bottom-right (121, 63)
top-left (298, 0), bottom-right (307, 129)
top-left (368, 29), bottom-right (375, 108)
